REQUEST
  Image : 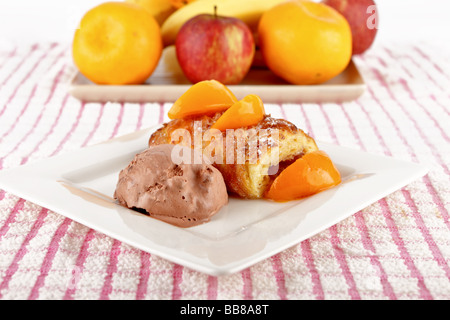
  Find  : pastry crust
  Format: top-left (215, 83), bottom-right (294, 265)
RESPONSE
top-left (149, 113), bottom-right (318, 198)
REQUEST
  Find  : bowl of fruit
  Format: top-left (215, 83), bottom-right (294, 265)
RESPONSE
top-left (69, 0), bottom-right (378, 103)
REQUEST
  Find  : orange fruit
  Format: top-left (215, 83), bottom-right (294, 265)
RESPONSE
top-left (258, 0), bottom-right (352, 85)
top-left (167, 80), bottom-right (238, 119)
top-left (265, 150), bottom-right (341, 202)
top-left (72, 2), bottom-right (163, 85)
top-left (211, 94), bottom-right (265, 131)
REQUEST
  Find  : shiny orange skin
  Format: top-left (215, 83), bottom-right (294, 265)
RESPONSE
top-left (211, 94), bottom-right (265, 131)
top-left (265, 150), bottom-right (341, 202)
top-left (72, 2), bottom-right (162, 85)
top-left (258, 0), bottom-right (352, 85)
top-left (168, 80), bottom-right (238, 119)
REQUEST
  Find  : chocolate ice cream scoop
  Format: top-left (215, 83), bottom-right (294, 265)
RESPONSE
top-left (114, 144), bottom-right (228, 228)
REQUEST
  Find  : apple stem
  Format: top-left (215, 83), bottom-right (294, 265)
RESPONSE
top-left (214, 5), bottom-right (217, 18)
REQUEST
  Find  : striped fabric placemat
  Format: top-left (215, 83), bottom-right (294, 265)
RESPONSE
top-left (0, 41), bottom-right (449, 300)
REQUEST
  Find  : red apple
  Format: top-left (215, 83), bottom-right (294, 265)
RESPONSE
top-left (323, 0), bottom-right (378, 55)
top-left (175, 8), bottom-right (255, 84)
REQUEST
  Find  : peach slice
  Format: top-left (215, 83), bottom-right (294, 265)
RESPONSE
top-left (167, 80), bottom-right (238, 119)
top-left (211, 94), bottom-right (265, 131)
top-left (265, 150), bottom-right (341, 202)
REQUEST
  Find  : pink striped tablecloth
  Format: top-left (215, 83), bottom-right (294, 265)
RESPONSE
top-left (0, 41), bottom-right (449, 300)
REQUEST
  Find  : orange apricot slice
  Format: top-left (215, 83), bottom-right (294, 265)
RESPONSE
top-left (210, 94), bottom-right (265, 131)
top-left (168, 80), bottom-right (238, 119)
top-left (265, 150), bottom-right (341, 202)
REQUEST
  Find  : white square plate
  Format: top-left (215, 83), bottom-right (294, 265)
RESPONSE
top-left (0, 126), bottom-right (428, 276)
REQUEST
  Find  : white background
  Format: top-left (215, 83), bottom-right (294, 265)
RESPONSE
top-left (0, 0), bottom-right (449, 48)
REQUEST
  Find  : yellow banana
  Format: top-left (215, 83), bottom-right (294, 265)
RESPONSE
top-left (125, 0), bottom-right (176, 25)
top-left (161, 0), bottom-right (287, 46)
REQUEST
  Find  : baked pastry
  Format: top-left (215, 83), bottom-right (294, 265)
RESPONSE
top-left (148, 112), bottom-right (318, 199)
